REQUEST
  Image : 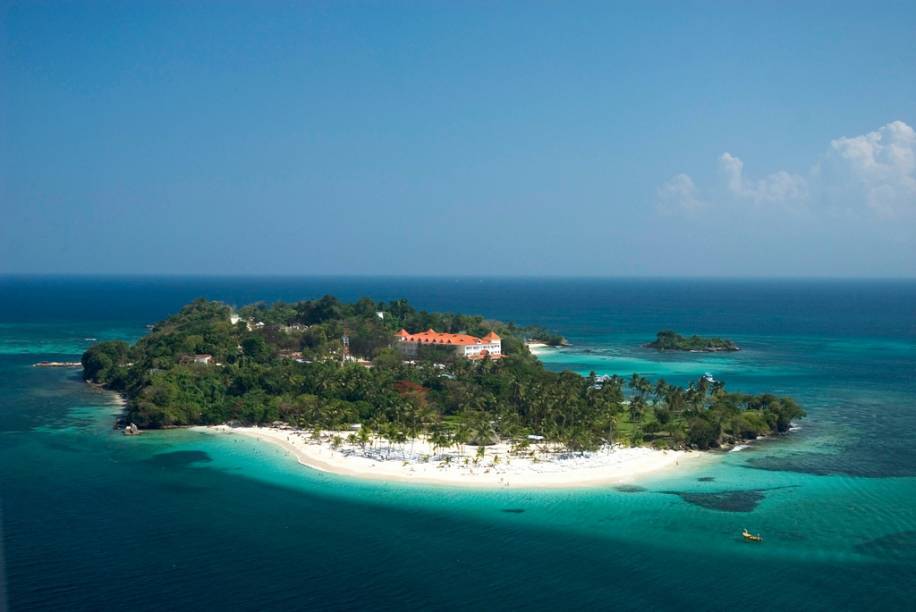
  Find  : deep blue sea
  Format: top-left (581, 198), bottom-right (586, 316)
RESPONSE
top-left (2, 277), bottom-right (915, 611)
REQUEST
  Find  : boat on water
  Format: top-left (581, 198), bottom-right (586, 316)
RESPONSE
top-left (742, 529), bottom-right (763, 542)
top-left (33, 361), bottom-right (82, 368)
top-left (702, 372), bottom-right (716, 383)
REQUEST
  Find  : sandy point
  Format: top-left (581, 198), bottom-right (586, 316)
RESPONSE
top-left (194, 425), bottom-right (712, 489)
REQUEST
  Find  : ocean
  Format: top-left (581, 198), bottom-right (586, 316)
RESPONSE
top-left (1, 276), bottom-right (915, 610)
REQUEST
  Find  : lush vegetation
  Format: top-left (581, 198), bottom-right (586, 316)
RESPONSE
top-left (82, 297), bottom-right (802, 451)
top-left (646, 330), bottom-right (740, 352)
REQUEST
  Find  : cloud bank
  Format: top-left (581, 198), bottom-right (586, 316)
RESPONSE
top-left (718, 152), bottom-right (807, 206)
top-left (659, 120), bottom-right (916, 219)
top-left (657, 173), bottom-right (705, 213)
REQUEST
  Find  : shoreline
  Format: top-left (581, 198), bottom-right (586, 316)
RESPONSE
top-left (525, 342), bottom-right (555, 356)
top-left (195, 425), bottom-right (712, 489)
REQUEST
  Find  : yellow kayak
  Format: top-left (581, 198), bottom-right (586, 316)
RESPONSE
top-left (742, 529), bottom-right (763, 542)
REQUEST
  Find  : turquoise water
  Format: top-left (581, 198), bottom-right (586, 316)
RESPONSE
top-left (1, 277), bottom-right (915, 610)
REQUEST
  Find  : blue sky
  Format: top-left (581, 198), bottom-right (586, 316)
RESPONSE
top-left (2, 1), bottom-right (915, 276)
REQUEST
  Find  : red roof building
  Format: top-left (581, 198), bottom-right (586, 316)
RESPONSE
top-left (394, 329), bottom-right (501, 359)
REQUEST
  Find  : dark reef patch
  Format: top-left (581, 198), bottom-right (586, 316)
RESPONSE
top-left (855, 531), bottom-right (916, 561)
top-left (663, 485), bottom-right (798, 512)
top-left (663, 490), bottom-right (765, 512)
top-left (697, 476), bottom-right (715, 482)
top-left (145, 450), bottom-right (213, 468)
top-left (500, 508), bottom-right (525, 514)
top-left (614, 485), bottom-right (646, 493)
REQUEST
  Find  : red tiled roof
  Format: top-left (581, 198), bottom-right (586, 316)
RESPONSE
top-left (396, 329), bottom-right (500, 346)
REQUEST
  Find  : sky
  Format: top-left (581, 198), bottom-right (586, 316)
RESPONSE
top-left (2, 1), bottom-right (915, 277)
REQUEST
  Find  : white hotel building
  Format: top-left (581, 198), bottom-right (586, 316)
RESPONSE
top-left (394, 329), bottom-right (502, 360)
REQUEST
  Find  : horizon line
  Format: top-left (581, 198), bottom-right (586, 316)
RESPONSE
top-left (2, 273), bottom-right (915, 282)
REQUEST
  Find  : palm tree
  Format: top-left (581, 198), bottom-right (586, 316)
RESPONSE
top-left (355, 424), bottom-right (371, 452)
top-left (665, 385), bottom-right (687, 414)
top-left (687, 380), bottom-right (707, 414)
top-left (653, 379), bottom-right (670, 405)
top-left (629, 373), bottom-right (644, 394)
top-left (629, 396), bottom-right (645, 423)
top-left (429, 426), bottom-right (451, 458)
top-left (389, 423), bottom-right (408, 459)
top-left (453, 419), bottom-right (471, 457)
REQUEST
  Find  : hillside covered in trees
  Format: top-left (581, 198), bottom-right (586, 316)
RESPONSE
top-left (82, 296), bottom-right (803, 451)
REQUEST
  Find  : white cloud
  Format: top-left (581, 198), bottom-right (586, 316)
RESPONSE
top-left (656, 173), bottom-right (705, 213)
top-left (658, 120), bottom-right (916, 219)
top-left (817, 120), bottom-right (916, 218)
top-left (718, 152), bottom-right (807, 205)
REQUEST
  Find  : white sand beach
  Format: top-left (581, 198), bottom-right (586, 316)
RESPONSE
top-left (525, 342), bottom-right (552, 356)
top-left (196, 425), bottom-right (710, 489)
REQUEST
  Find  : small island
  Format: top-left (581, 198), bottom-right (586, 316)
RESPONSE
top-left (81, 297), bottom-right (801, 487)
top-left (646, 330), bottom-right (740, 352)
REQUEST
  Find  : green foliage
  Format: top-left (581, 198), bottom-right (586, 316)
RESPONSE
top-left (687, 417), bottom-right (721, 450)
top-left (81, 340), bottom-right (130, 386)
top-left (241, 335), bottom-right (270, 361)
top-left (83, 297), bottom-right (803, 451)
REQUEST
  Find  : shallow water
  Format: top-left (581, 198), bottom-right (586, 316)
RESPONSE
top-left (1, 277), bottom-right (914, 610)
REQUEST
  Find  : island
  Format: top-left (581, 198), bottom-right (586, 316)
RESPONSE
top-left (646, 330), bottom-right (740, 352)
top-left (81, 297), bottom-right (802, 487)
